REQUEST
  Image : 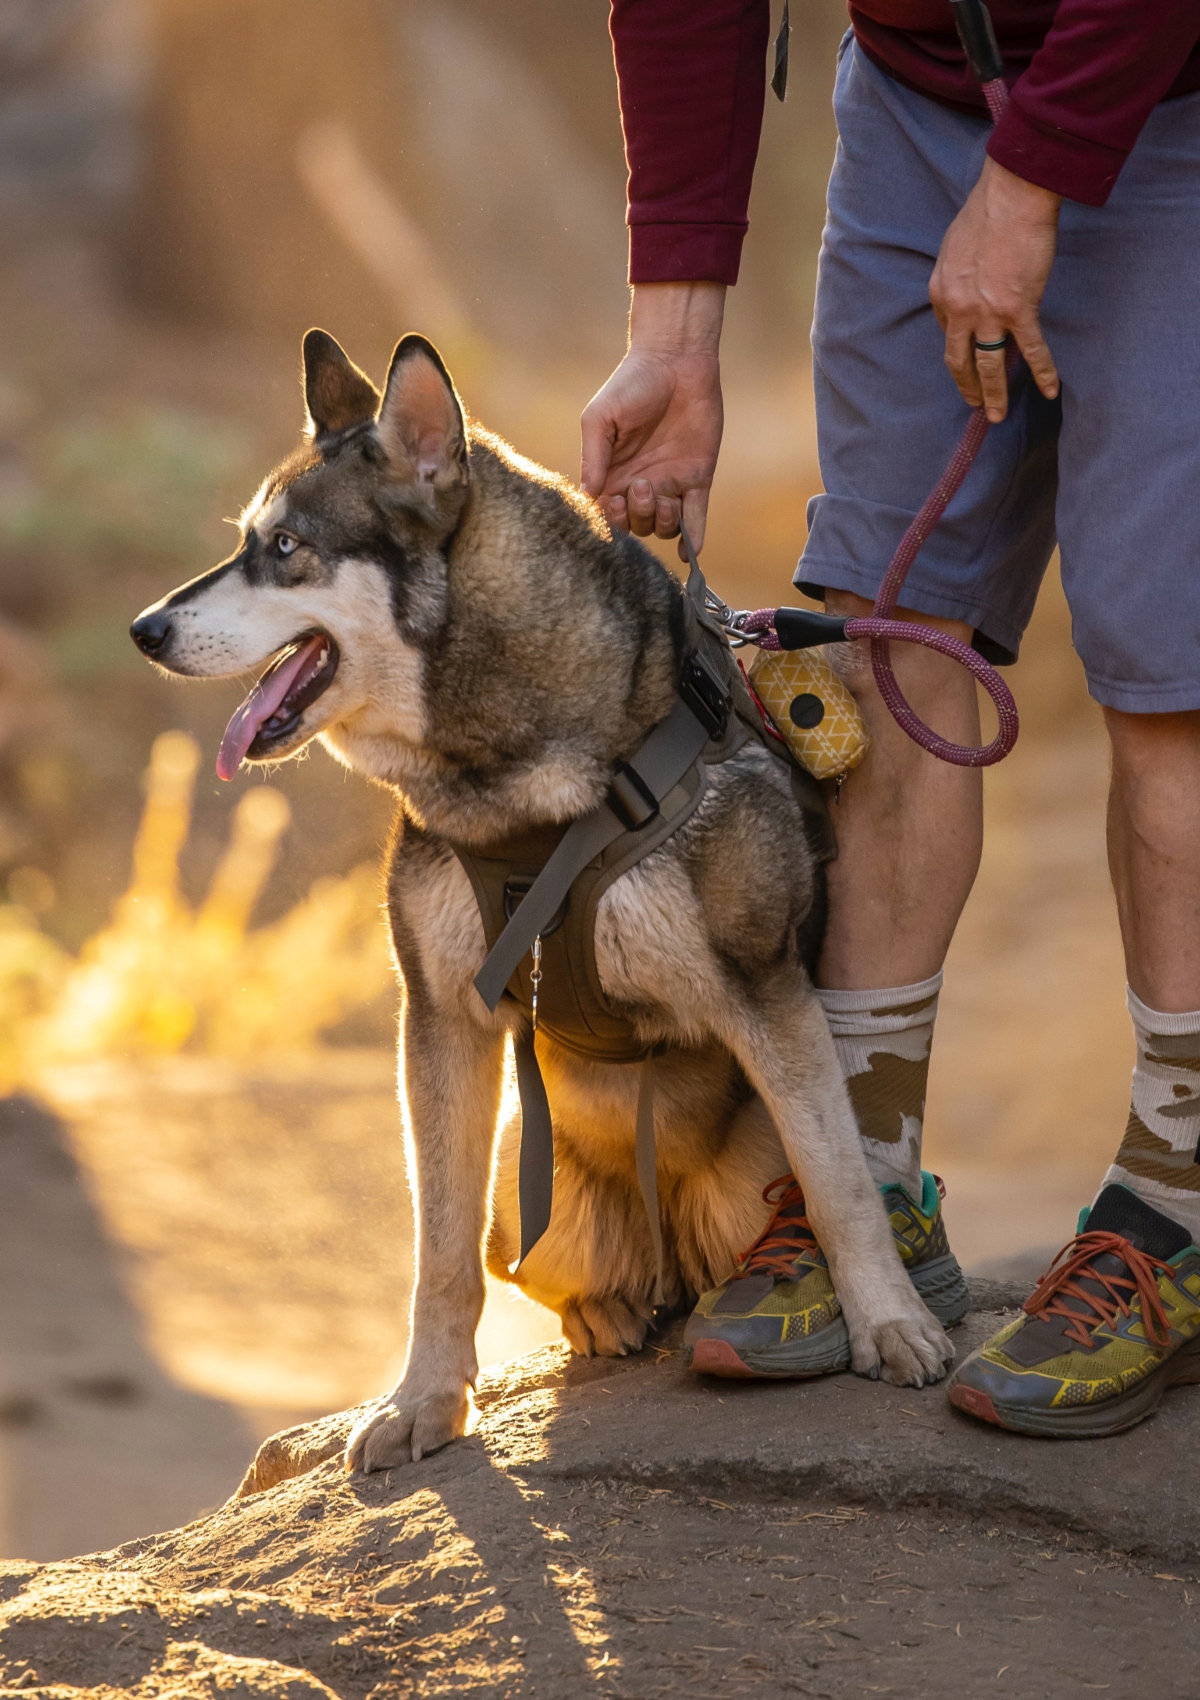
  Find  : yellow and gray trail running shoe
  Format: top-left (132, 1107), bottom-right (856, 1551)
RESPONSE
top-left (885, 1169), bottom-right (971, 1325)
top-left (682, 1169), bottom-right (968, 1379)
top-left (949, 1184), bottom-right (1200, 1437)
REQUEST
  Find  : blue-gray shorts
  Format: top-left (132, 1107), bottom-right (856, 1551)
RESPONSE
top-left (798, 40), bottom-right (1200, 713)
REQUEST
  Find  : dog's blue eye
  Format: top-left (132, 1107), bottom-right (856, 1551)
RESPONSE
top-left (277, 534), bottom-right (298, 556)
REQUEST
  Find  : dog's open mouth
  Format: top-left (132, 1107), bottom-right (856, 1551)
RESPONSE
top-left (216, 632), bottom-right (340, 780)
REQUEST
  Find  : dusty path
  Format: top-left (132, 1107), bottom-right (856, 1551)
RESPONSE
top-left (3, 1298), bottom-right (1198, 1700)
top-left (0, 1063), bottom-right (557, 1562)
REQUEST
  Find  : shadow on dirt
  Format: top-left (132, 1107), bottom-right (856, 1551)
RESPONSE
top-left (0, 1094), bottom-right (255, 1562)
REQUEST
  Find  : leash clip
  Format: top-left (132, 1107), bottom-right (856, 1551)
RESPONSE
top-left (529, 934), bottom-right (542, 1031)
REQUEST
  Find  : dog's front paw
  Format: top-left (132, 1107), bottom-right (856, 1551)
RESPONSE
top-left (345, 1385), bottom-right (470, 1473)
top-left (848, 1304), bottom-right (954, 1388)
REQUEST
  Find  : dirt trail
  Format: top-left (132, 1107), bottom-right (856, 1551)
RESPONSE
top-left (0, 1062), bottom-right (556, 1562)
top-left (3, 1302), bottom-right (1198, 1700)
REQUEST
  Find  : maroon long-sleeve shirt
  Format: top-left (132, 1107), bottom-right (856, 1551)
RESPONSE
top-left (611, 1), bottom-right (1200, 285)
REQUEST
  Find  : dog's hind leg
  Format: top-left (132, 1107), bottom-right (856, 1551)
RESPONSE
top-left (487, 1103), bottom-right (663, 1357)
top-left (346, 992), bottom-right (506, 1472)
top-left (714, 988), bottom-right (953, 1387)
top-left (666, 1092), bottom-right (787, 1297)
top-left (489, 1133), bottom-right (659, 1357)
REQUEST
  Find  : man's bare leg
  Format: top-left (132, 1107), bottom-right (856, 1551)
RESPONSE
top-left (819, 589), bottom-right (985, 991)
top-left (950, 709), bottom-right (1200, 1435)
top-left (1105, 708), bottom-right (1200, 1013)
top-left (809, 589), bottom-right (985, 1207)
top-left (1095, 708), bottom-right (1200, 1241)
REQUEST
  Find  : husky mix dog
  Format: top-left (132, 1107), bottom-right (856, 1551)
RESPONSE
top-left (131, 332), bottom-right (953, 1472)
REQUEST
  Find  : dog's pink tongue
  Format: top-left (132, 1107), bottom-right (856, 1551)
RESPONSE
top-left (216, 637), bottom-right (323, 781)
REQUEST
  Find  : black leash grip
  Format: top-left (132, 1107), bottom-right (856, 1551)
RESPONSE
top-left (772, 608), bottom-right (850, 651)
top-left (771, 0), bottom-right (790, 103)
top-left (950, 0), bottom-right (1005, 87)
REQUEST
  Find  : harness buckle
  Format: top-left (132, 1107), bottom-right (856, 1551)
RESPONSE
top-left (680, 650), bottom-right (731, 739)
top-left (608, 760), bottom-right (659, 830)
top-left (503, 877), bottom-right (566, 934)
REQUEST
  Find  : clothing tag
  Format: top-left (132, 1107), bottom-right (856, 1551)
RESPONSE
top-left (772, 0), bottom-right (790, 102)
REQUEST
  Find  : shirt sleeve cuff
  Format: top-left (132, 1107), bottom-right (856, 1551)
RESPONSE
top-left (986, 101), bottom-right (1129, 207)
top-left (628, 221), bottom-right (748, 286)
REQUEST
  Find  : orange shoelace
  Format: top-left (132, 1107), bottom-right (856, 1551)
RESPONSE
top-left (1023, 1230), bottom-right (1173, 1352)
top-left (737, 1175), bottom-right (821, 1276)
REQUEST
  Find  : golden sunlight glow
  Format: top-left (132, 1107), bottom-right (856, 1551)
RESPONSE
top-left (0, 732), bottom-right (393, 1087)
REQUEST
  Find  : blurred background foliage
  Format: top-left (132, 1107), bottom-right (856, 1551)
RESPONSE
top-left (0, 731), bottom-right (392, 1089)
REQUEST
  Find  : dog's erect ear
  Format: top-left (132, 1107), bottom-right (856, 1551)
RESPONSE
top-left (375, 335), bottom-right (468, 508)
top-left (303, 329), bottom-right (380, 439)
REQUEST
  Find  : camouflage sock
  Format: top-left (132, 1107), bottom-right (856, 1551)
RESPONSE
top-left (816, 973), bottom-right (942, 1205)
top-left (1099, 987), bottom-right (1200, 1245)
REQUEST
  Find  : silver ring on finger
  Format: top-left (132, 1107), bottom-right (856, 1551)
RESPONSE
top-left (973, 336), bottom-right (1008, 353)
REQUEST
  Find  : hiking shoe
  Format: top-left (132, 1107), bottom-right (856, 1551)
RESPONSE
top-left (682, 1168), bottom-right (967, 1379)
top-left (884, 1170), bottom-right (970, 1326)
top-left (948, 1184), bottom-right (1200, 1438)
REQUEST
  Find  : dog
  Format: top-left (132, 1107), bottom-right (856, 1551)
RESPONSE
top-left (131, 330), bottom-right (953, 1472)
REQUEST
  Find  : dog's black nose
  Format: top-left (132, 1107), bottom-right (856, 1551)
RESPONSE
top-left (130, 612), bottom-right (173, 656)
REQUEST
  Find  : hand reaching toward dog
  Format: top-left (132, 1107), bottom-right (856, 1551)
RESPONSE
top-left (581, 281), bottom-right (726, 556)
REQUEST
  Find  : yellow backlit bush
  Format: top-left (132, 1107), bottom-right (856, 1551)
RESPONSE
top-left (1, 732), bottom-right (394, 1087)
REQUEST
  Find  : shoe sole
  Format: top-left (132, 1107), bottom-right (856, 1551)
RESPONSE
top-left (689, 1316), bottom-right (852, 1380)
top-left (908, 1252), bottom-right (970, 1327)
top-left (949, 1331), bottom-right (1200, 1438)
top-left (686, 1255), bottom-right (969, 1380)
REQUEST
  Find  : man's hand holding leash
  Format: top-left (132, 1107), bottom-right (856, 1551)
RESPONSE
top-left (585, 157), bottom-right (1062, 509)
top-left (931, 155), bottom-right (1062, 422)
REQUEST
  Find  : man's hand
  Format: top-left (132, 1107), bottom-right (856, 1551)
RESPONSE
top-left (929, 156), bottom-right (1062, 424)
top-left (581, 281), bottom-right (726, 555)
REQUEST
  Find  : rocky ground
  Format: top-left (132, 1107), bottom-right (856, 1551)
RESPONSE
top-left (2, 1285), bottom-right (1198, 1700)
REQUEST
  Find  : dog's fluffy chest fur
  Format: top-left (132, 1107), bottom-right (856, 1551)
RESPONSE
top-left (327, 451), bottom-right (684, 844)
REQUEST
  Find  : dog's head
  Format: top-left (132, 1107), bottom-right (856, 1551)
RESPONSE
top-left (131, 331), bottom-right (469, 779)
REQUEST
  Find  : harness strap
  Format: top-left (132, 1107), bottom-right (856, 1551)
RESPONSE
top-left (512, 1027), bottom-right (554, 1269)
top-left (483, 534), bottom-right (740, 1295)
top-left (473, 694), bottom-right (710, 1014)
top-left (484, 693), bottom-right (707, 1286)
top-left (510, 1032), bottom-right (668, 1311)
top-left (635, 1056), bottom-right (666, 1309)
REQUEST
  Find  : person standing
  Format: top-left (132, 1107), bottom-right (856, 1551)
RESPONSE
top-left (582, 0), bottom-right (1200, 1436)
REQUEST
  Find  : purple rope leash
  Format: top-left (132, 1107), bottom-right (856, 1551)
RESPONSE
top-left (853, 70), bottom-right (1015, 768)
top-left (741, 71), bottom-right (1019, 770)
top-left (980, 75), bottom-right (1009, 126)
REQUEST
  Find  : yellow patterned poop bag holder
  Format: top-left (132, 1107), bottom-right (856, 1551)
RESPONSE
top-left (748, 646), bottom-right (870, 782)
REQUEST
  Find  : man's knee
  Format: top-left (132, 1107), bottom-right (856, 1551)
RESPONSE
top-left (1104, 705), bottom-right (1200, 774)
top-left (823, 588), bottom-right (978, 710)
top-left (1105, 708), bottom-right (1200, 858)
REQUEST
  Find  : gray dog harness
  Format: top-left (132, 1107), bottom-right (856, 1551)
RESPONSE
top-left (460, 540), bottom-right (834, 1307)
